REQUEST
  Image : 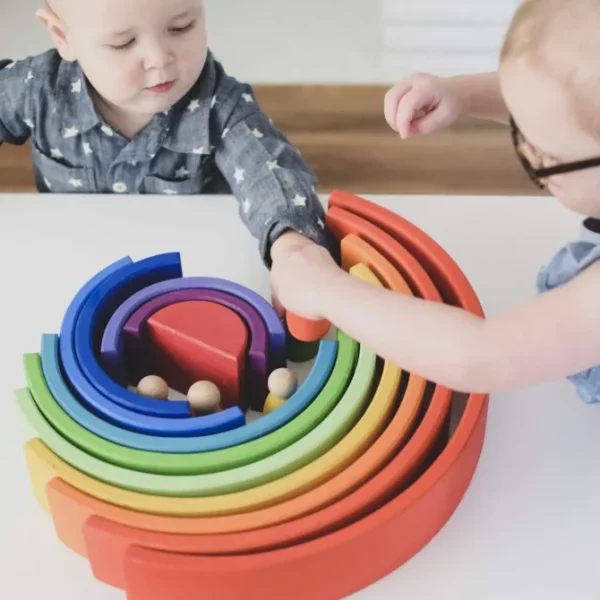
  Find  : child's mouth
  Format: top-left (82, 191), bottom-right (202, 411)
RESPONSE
top-left (146, 81), bottom-right (175, 93)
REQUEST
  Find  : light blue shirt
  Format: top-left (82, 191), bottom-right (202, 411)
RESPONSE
top-left (537, 217), bottom-right (600, 403)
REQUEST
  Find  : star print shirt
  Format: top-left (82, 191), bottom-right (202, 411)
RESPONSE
top-left (0, 50), bottom-right (337, 266)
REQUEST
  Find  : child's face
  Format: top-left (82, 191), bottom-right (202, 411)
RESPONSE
top-left (500, 58), bottom-right (600, 218)
top-left (45, 0), bottom-right (207, 117)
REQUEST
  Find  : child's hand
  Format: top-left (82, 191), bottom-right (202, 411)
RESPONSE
top-left (270, 231), bottom-right (343, 321)
top-left (384, 73), bottom-right (464, 139)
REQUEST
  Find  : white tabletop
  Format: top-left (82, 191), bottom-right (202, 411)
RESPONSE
top-left (1, 192), bottom-right (599, 600)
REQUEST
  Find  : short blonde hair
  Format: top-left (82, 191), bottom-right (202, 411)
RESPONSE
top-left (500, 0), bottom-right (600, 139)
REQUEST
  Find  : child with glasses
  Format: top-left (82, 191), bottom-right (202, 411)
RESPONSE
top-left (271, 0), bottom-right (600, 403)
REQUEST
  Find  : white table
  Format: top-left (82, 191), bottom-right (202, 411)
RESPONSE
top-left (1, 193), bottom-right (599, 600)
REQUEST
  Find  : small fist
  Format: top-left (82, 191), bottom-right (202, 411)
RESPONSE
top-left (384, 72), bottom-right (464, 139)
top-left (270, 232), bottom-right (342, 321)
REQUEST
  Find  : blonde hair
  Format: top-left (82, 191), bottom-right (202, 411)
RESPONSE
top-left (500, 0), bottom-right (600, 139)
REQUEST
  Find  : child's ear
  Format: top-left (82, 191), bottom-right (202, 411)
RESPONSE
top-left (35, 8), bottom-right (76, 61)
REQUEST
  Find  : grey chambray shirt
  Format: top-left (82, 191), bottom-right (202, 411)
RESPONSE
top-left (0, 49), bottom-right (337, 266)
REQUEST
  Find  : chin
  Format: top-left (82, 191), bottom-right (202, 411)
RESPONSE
top-left (584, 207), bottom-right (600, 220)
top-left (139, 92), bottom-right (178, 113)
top-left (557, 195), bottom-right (600, 218)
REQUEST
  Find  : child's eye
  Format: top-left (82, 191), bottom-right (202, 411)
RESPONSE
top-left (170, 21), bottom-right (195, 34)
top-left (110, 38), bottom-right (136, 51)
top-left (106, 20), bottom-right (194, 51)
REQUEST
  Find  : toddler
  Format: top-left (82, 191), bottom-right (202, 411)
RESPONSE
top-left (272, 0), bottom-right (600, 403)
top-left (0, 0), bottom-right (337, 269)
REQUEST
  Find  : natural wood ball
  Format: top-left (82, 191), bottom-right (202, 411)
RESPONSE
top-left (267, 368), bottom-right (297, 399)
top-left (187, 380), bottom-right (221, 414)
top-left (137, 375), bottom-right (169, 400)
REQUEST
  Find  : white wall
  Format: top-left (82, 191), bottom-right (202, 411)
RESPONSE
top-left (381, 0), bottom-right (521, 76)
top-left (204, 0), bottom-right (387, 83)
top-left (1, 0), bottom-right (52, 57)
top-left (1, 0), bottom-right (388, 83)
top-left (1, 0), bottom-right (521, 83)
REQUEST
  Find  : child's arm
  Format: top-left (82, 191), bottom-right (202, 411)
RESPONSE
top-left (0, 58), bottom-right (34, 149)
top-left (209, 58), bottom-right (338, 267)
top-left (451, 72), bottom-right (508, 122)
top-left (384, 72), bottom-right (508, 139)
top-left (270, 233), bottom-right (600, 394)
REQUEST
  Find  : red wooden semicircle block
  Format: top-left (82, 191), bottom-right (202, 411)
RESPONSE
top-left (145, 301), bottom-right (248, 410)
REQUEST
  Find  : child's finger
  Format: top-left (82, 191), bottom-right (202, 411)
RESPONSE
top-left (384, 80), bottom-right (413, 131)
top-left (410, 102), bottom-right (452, 135)
top-left (395, 88), bottom-right (434, 139)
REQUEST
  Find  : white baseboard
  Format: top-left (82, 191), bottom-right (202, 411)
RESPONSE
top-left (380, 0), bottom-right (520, 77)
top-left (381, 52), bottom-right (500, 77)
top-left (383, 24), bottom-right (506, 54)
top-left (381, 0), bottom-right (521, 24)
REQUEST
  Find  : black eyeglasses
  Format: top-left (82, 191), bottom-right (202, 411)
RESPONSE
top-left (509, 116), bottom-right (600, 189)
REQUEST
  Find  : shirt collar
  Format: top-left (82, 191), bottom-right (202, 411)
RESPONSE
top-left (54, 60), bottom-right (102, 135)
top-left (160, 54), bottom-right (216, 155)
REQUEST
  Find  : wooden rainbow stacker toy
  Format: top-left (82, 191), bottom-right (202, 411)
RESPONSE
top-left (14, 190), bottom-right (489, 599)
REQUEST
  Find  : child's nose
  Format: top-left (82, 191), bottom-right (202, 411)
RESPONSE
top-left (144, 43), bottom-right (174, 70)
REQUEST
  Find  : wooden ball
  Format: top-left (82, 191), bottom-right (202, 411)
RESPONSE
top-left (267, 368), bottom-right (297, 399)
top-left (187, 380), bottom-right (221, 414)
top-left (137, 375), bottom-right (169, 400)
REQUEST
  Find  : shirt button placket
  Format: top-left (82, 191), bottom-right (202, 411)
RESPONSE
top-left (110, 162), bottom-right (129, 193)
